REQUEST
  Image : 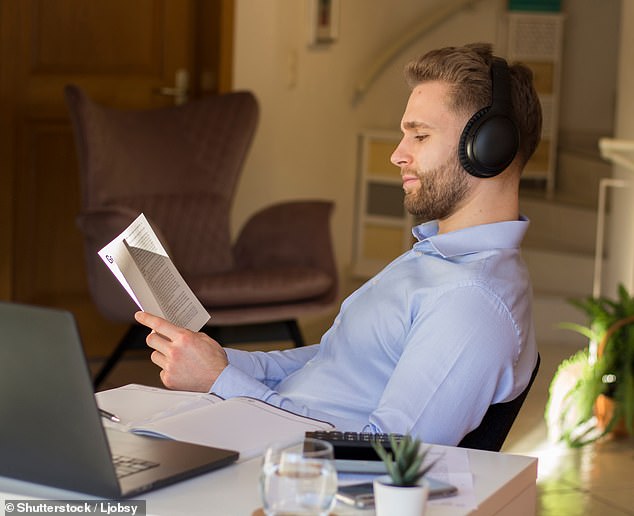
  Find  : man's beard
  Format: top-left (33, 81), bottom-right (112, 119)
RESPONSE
top-left (403, 154), bottom-right (471, 222)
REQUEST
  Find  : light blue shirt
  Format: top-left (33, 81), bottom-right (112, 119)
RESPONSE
top-left (211, 218), bottom-right (537, 445)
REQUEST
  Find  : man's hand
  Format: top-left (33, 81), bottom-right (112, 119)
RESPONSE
top-left (134, 311), bottom-right (228, 392)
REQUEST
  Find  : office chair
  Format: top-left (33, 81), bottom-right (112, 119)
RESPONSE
top-left (458, 354), bottom-right (540, 451)
top-left (64, 85), bottom-right (338, 388)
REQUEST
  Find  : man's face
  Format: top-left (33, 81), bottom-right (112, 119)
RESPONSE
top-left (391, 81), bottom-right (474, 222)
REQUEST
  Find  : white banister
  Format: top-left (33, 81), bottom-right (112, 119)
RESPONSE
top-left (599, 138), bottom-right (634, 173)
top-left (594, 137), bottom-right (634, 298)
top-left (593, 178), bottom-right (630, 298)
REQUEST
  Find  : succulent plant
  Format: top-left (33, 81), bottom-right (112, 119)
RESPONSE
top-left (371, 434), bottom-right (436, 487)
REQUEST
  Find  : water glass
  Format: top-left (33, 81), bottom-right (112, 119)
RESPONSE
top-left (260, 438), bottom-right (337, 515)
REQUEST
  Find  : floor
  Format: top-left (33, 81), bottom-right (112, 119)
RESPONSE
top-left (90, 339), bottom-right (634, 515)
top-left (502, 341), bottom-right (634, 515)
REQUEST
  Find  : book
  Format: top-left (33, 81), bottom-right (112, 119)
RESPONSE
top-left (98, 213), bottom-right (210, 331)
top-left (96, 384), bottom-right (335, 461)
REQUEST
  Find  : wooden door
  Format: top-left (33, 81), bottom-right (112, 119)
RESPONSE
top-left (0, 0), bottom-right (233, 356)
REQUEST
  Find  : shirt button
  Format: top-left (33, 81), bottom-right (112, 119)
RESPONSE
top-left (415, 251), bottom-right (423, 257)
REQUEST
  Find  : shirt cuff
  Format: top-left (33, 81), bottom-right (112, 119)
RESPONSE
top-left (210, 363), bottom-right (272, 400)
top-left (224, 347), bottom-right (258, 377)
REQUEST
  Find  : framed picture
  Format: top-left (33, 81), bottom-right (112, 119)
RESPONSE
top-left (307, 0), bottom-right (340, 46)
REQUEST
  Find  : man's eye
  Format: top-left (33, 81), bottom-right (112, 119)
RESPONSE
top-left (415, 135), bottom-right (428, 141)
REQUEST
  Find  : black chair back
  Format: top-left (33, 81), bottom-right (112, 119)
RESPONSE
top-left (458, 354), bottom-right (540, 451)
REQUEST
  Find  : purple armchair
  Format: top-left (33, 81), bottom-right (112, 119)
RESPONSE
top-left (64, 86), bottom-right (338, 387)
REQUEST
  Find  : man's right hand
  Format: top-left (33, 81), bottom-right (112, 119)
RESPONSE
top-left (134, 311), bottom-right (228, 392)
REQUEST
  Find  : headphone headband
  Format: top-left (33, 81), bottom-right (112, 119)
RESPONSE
top-left (489, 58), bottom-right (514, 115)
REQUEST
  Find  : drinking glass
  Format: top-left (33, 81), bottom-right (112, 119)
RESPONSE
top-left (260, 438), bottom-right (337, 515)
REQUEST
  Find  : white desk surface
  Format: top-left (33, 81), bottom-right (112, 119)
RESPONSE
top-left (0, 445), bottom-right (537, 516)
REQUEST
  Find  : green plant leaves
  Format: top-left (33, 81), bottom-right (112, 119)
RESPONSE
top-left (547, 284), bottom-right (634, 446)
top-left (371, 434), bottom-right (437, 487)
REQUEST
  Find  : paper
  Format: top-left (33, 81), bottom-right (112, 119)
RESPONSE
top-left (96, 384), bottom-right (335, 461)
top-left (98, 213), bottom-right (210, 331)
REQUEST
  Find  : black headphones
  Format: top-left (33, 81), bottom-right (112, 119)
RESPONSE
top-left (458, 57), bottom-right (520, 178)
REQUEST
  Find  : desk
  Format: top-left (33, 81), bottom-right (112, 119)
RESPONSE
top-left (0, 445), bottom-right (536, 515)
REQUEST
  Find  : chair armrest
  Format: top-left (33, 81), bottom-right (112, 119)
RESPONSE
top-left (233, 201), bottom-right (337, 276)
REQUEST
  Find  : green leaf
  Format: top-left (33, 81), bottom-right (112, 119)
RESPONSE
top-left (402, 456), bottom-right (423, 484)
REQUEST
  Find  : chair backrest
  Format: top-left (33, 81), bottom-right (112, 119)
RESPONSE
top-left (65, 85), bottom-right (259, 279)
top-left (457, 354), bottom-right (540, 451)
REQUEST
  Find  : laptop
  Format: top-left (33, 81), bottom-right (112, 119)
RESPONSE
top-left (0, 302), bottom-right (239, 498)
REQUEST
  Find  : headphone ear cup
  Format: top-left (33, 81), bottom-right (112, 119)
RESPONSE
top-left (459, 107), bottom-right (489, 177)
top-left (458, 107), bottom-right (520, 178)
top-left (459, 57), bottom-right (520, 178)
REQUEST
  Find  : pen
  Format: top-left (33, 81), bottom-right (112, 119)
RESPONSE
top-left (99, 408), bottom-right (121, 423)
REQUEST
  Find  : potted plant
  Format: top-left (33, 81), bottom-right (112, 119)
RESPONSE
top-left (545, 284), bottom-right (634, 447)
top-left (371, 434), bottom-right (437, 516)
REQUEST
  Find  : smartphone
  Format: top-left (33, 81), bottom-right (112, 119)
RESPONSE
top-left (336, 478), bottom-right (458, 509)
top-left (336, 482), bottom-right (376, 509)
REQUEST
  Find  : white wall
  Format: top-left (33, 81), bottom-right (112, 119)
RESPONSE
top-left (604, 1), bottom-right (634, 297)
top-left (558, 0), bottom-right (620, 137)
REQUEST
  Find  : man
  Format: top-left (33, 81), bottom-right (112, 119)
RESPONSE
top-left (135, 43), bottom-right (541, 445)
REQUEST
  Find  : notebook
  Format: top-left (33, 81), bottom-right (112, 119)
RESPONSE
top-left (0, 302), bottom-right (239, 498)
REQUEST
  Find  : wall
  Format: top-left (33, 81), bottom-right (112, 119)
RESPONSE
top-left (558, 0), bottom-right (620, 138)
top-left (604, 1), bottom-right (634, 296)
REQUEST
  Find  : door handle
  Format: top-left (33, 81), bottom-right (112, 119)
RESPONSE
top-left (154, 69), bottom-right (189, 105)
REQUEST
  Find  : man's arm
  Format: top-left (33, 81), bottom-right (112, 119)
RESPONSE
top-left (134, 311), bottom-right (356, 426)
top-left (134, 311), bottom-right (320, 391)
top-left (224, 345), bottom-right (320, 388)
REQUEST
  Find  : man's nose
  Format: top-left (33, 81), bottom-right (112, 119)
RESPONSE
top-left (390, 140), bottom-right (410, 167)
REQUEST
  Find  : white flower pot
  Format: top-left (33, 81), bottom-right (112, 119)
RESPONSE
top-left (373, 475), bottom-right (429, 516)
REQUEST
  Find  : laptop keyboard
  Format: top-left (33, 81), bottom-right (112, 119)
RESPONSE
top-left (113, 454), bottom-right (160, 478)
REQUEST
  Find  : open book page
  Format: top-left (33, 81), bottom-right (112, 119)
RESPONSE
top-left (98, 213), bottom-right (210, 331)
top-left (96, 384), bottom-right (334, 461)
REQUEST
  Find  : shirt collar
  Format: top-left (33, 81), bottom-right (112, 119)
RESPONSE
top-left (412, 216), bottom-right (530, 258)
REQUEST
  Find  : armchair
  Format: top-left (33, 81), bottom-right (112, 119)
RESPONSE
top-left (64, 86), bottom-right (338, 388)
